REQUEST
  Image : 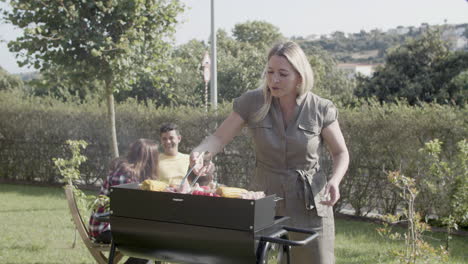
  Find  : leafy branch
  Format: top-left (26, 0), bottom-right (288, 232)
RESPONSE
top-left (377, 170), bottom-right (448, 264)
top-left (52, 140), bottom-right (103, 214)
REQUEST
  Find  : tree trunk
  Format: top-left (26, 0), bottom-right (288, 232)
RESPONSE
top-left (105, 81), bottom-right (119, 158)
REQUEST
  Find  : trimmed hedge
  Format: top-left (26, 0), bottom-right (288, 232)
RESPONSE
top-left (0, 90), bottom-right (466, 216)
top-left (338, 101), bottom-right (467, 215)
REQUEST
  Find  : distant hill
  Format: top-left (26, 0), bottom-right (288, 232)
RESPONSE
top-left (4, 23), bottom-right (468, 82)
top-left (294, 23), bottom-right (468, 64)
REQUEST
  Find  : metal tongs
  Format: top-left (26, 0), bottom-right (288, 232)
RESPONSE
top-left (178, 151), bottom-right (212, 190)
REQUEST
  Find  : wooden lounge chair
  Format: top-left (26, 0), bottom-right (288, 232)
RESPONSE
top-left (64, 185), bottom-right (124, 264)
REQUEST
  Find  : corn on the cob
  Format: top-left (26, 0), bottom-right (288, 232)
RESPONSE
top-left (140, 179), bottom-right (167, 191)
top-left (216, 186), bottom-right (248, 198)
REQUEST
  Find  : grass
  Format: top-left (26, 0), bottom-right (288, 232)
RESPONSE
top-left (335, 217), bottom-right (467, 264)
top-left (0, 183), bottom-right (96, 264)
top-left (0, 183), bottom-right (467, 264)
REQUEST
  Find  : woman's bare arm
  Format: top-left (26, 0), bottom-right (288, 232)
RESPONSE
top-left (190, 112), bottom-right (245, 175)
top-left (320, 120), bottom-right (349, 206)
top-left (213, 112), bottom-right (246, 146)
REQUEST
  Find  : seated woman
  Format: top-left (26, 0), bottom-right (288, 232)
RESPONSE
top-left (88, 138), bottom-right (159, 263)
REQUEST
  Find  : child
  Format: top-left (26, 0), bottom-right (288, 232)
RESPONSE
top-left (89, 139), bottom-right (159, 264)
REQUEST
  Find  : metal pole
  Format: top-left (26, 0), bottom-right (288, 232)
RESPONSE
top-left (210, 0), bottom-right (217, 110)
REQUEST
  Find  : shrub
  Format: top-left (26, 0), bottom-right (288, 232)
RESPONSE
top-left (0, 91), bottom-right (466, 221)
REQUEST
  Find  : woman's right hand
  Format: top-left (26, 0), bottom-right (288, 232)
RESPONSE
top-left (190, 152), bottom-right (215, 176)
top-left (190, 112), bottom-right (245, 177)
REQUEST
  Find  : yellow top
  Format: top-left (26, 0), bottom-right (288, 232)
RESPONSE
top-left (157, 152), bottom-right (190, 185)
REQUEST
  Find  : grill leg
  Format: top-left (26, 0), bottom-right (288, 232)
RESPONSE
top-left (282, 244), bottom-right (291, 264)
top-left (259, 234), bottom-right (293, 264)
top-left (275, 234), bottom-right (291, 264)
top-left (281, 233), bottom-right (291, 264)
top-left (108, 241), bottom-right (117, 264)
top-left (256, 240), bottom-right (272, 264)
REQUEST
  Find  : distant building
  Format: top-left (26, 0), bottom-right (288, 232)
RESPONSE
top-left (305, 34), bottom-right (319, 41)
top-left (455, 37), bottom-right (468, 50)
top-left (337, 63), bottom-right (377, 78)
top-left (442, 26), bottom-right (468, 50)
top-left (388, 26), bottom-right (410, 35)
top-left (454, 27), bottom-right (466, 36)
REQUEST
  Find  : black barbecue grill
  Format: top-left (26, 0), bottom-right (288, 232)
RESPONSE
top-left (107, 183), bottom-right (318, 264)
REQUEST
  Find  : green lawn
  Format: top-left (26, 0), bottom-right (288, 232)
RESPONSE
top-left (335, 218), bottom-right (467, 264)
top-left (0, 183), bottom-right (467, 264)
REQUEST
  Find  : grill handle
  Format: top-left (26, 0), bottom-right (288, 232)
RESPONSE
top-left (258, 226), bottom-right (319, 246)
top-left (273, 196), bottom-right (284, 202)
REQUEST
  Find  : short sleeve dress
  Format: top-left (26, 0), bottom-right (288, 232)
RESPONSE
top-left (233, 88), bottom-right (338, 264)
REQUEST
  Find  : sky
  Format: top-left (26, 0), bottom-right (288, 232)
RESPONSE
top-left (1, 0), bottom-right (467, 74)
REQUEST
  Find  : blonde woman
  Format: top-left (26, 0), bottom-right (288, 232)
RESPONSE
top-left (191, 41), bottom-right (349, 264)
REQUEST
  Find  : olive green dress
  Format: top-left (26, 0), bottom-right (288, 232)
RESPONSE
top-left (233, 89), bottom-right (338, 264)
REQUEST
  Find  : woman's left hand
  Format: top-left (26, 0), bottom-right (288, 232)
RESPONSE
top-left (320, 179), bottom-right (340, 206)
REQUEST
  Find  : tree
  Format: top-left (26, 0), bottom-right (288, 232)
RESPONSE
top-left (433, 52), bottom-right (468, 105)
top-left (216, 29), bottom-right (266, 102)
top-left (232, 20), bottom-right (284, 49)
top-left (115, 39), bottom-right (210, 107)
top-left (114, 21), bottom-right (281, 106)
top-left (355, 30), bottom-right (467, 106)
top-left (168, 39), bottom-right (208, 107)
top-left (304, 45), bottom-right (355, 103)
top-left (28, 64), bottom-right (100, 100)
top-left (214, 22), bottom-right (284, 102)
top-left (3, 0), bottom-right (184, 157)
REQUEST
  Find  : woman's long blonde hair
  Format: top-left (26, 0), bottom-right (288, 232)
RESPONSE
top-left (253, 41), bottom-right (314, 122)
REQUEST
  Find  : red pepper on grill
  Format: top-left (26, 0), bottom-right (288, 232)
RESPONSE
top-left (191, 190), bottom-right (220, 197)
